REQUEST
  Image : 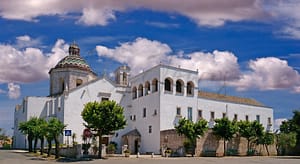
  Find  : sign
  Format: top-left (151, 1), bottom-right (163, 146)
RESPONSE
top-left (83, 128), bottom-right (92, 138)
top-left (65, 130), bottom-right (72, 136)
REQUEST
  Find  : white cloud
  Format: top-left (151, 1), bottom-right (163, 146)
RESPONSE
top-left (7, 83), bottom-right (20, 99)
top-left (15, 35), bottom-right (42, 48)
top-left (77, 7), bottom-right (117, 26)
top-left (96, 37), bottom-right (172, 74)
top-left (266, 1), bottom-right (300, 39)
top-left (230, 57), bottom-right (300, 91)
top-left (0, 0), bottom-right (268, 27)
top-left (96, 37), bottom-right (240, 80)
top-left (169, 50), bottom-right (240, 81)
top-left (0, 37), bottom-right (68, 84)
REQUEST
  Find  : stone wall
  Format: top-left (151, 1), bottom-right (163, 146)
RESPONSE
top-left (161, 129), bottom-right (277, 156)
top-left (160, 129), bottom-right (186, 151)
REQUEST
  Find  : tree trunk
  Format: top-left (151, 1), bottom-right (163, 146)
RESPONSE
top-left (98, 131), bottom-right (102, 159)
top-left (28, 135), bottom-right (33, 152)
top-left (47, 140), bottom-right (52, 157)
top-left (247, 139), bottom-right (250, 154)
top-left (55, 137), bottom-right (60, 159)
top-left (223, 139), bottom-right (226, 156)
top-left (33, 138), bottom-right (38, 153)
top-left (192, 138), bottom-right (196, 157)
top-left (40, 137), bottom-right (44, 155)
top-left (265, 144), bottom-right (270, 156)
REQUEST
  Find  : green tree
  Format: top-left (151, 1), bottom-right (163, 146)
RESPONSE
top-left (238, 120), bottom-right (264, 155)
top-left (46, 118), bottom-right (66, 159)
top-left (29, 117), bottom-right (42, 153)
top-left (81, 100), bottom-right (126, 158)
top-left (36, 118), bottom-right (47, 155)
top-left (279, 110), bottom-right (300, 155)
top-left (19, 117), bottom-right (39, 152)
top-left (275, 132), bottom-right (297, 155)
top-left (256, 132), bottom-right (274, 156)
top-left (175, 118), bottom-right (208, 156)
top-left (213, 117), bottom-right (238, 156)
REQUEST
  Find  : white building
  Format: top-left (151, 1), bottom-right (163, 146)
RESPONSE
top-left (13, 44), bottom-right (273, 154)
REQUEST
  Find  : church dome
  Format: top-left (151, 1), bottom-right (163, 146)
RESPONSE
top-left (52, 43), bottom-right (94, 73)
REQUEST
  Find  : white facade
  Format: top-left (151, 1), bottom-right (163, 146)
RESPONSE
top-left (113, 65), bottom-right (273, 154)
top-left (13, 45), bottom-right (273, 154)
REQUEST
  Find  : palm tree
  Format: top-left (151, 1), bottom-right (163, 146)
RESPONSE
top-left (19, 118), bottom-right (36, 152)
top-left (37, 118), bottom-right (47, 155)
top-left (46, 118), bottom-right (66, 159)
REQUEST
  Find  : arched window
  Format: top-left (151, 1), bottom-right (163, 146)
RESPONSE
top-left (187, 81), bottom-right (194, 96)
top-left (164, 78), bottom-right (173, 92)
top-left (152, 79), bottom-right (158, 93)
top-left (138, 84), bottom-right (143, 97)
top-left (76, 79), bottom-right (83, 87)
top-left (145, 81), bottom-right (150, 95)
top-left (132, 87), bottom-right (137, 99)
top-left (176, 79), bottom-right (184, 94)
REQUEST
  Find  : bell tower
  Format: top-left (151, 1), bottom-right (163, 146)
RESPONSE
top-left (115, 65), bottom-right (130, 86)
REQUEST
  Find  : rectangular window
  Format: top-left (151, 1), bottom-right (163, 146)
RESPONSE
top-left (245, 115), bottom-right (249, 121)
top-left (268, 117), bottom-right (272, 125)
top-left (222, 113), bottom-right (226, 118)
top-left (234, 114), bottom-right (238, 121)
top-left (149, 125), bottom-right (152, 133)
top-left (143, 108), bottom-right (146, 118)
top-left (198, 110), bottom-right (202, 119)
top-left (101, 97), bottom-right (109, 101)
top-left (187, 107), bottom-right (193, 121)
top-left (153, 109), bottom-right (157, 116)
top-left (256, 115), bottom-right (260, 123)
top-left (210, 111), bottom-right (215, 121)
top-left (176, 107), bottom-right (181, 115)
top-left (130, 115), bottom-right (136, 121)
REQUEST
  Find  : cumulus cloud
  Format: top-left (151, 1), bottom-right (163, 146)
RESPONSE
top-left (169, 50), bottom-right (240, 81)
top-left (96, 37), bottom-right (172, 74)
top-left (96, 37), bottom-right (240, 80)
top-left (0, 0), bottom-right (268, 27)
top-left (0, 36), bottom-right (68, 84)
top-left (7, 83), bottom-right (20, 99)
top-left (230, 57), bottom-right (300, 92)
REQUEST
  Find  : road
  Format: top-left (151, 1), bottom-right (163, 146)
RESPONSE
top-left (0, 150), bottom-right (299, 164)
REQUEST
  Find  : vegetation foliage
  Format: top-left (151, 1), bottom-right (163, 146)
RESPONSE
top-left (212, 117), bottom-right (238, 156)
top-left (175, 118), bottom-right (208, 156)
top-left (81, 100), bottom-right (126, 158)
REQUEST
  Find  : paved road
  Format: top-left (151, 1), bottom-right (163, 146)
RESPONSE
top-left (0, 150), bottom-right (299, 164)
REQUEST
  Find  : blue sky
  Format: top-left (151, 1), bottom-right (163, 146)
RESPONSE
top-left (0, 0), bottom-right (300, 135)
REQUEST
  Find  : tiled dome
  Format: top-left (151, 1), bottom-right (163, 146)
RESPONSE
top-left (53, 43), bottom-right (93, 72)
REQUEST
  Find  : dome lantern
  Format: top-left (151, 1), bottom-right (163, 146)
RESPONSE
top-left (69, 42), bottom-right (80, 56)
